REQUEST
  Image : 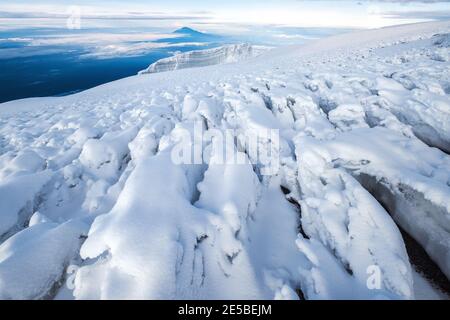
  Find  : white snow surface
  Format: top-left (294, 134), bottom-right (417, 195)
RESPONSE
top-left (0, 21), bottom-right (450, 300)
top-left (138, 43), bottom-right (270, 74)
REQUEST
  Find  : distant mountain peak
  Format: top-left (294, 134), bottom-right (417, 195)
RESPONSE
top-left (173, 27), bottom-right (205, 35)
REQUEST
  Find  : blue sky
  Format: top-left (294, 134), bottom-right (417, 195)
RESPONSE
top-left (1, 0), bottom-right (449, 30)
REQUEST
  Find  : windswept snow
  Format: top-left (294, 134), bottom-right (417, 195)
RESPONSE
top-left (1, 21), bottom-right (450, 300)
top-left (138, 43), bottom-right (270, 74)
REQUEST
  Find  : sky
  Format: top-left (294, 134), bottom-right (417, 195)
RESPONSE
top-left (0, 0), bottom-right (448, 60)
top-left (0, 0), bottom-right (449, 31)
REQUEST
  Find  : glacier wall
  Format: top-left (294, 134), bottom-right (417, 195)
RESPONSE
top-left (139, 43), bottom-right (269, 74)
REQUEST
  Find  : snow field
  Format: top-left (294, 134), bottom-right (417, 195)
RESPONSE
top-left (0, 21), bottom-right (449, 299)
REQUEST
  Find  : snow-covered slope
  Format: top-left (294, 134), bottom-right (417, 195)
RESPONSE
top-left (0, 21), bottom-right (450, 300)
top-left (138, 43), bottom-right (270, 74)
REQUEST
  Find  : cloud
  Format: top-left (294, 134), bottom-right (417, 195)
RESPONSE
top-left (0, 47), bottom-right (72, 60)
top-left (296, 0), bottom-right (450, 3)
top-left (296, 0), bottom-right (449, 2)
top-left (0, 30), bottom-right (212, 60)
top-left (382, 9), bottom-right (450, 19)
top-left (0, 2), bottom-right (213, 21)
top-left (273, 34), bottom-right (319, 40)
top-left (0, 37), bottom-right (33, 42)
top-left (0, 1), bottom-right (448, 32)
top-left (82, 42), bottom-right (208, 59)
top-left (0, 10), bottom-right (211, 21)
top-left (27, 33), bottom-right (180, 46)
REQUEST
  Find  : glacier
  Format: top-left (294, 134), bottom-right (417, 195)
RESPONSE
top-left (0, 21), bottom-right (450, 300)
top-left (138, 43), bottom-right (270, 74)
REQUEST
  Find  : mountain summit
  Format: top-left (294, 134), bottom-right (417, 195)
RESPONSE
top-left (173, 27), bottom-right (206, 36)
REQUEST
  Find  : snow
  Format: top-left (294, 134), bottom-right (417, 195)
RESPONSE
top-left (0, 20), bottom-right (450, 300)
top-left (0, 169), bottom-right (52, 240)
top-left (0, 219), bottom-right (88, 299)
top-left (295, 134), bottom-right (413, 299)
top-left (412, 270), bottom-right (448, 300)
top-left (79, 126), bottom-right (138, 183)
top-left (74, 150), bottom-right (211, 299)
top-left (138, 43), bottom-right (270, 74)
top-left (298, 127), bottom-right (450, 280)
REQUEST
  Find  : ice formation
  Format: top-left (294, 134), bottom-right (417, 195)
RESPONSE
top-left (138, 43), bottom-right (270, 74)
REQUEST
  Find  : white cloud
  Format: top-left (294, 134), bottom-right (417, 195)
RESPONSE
top-left (82, 41), bottom-right (208, 59)
top-left (0, 37), bottom-right (33, 42)
top-left (273, 34), bottom-right (319, 40)
top-left (0, 30), bottom-right (210, 60)
top-left (27, 32), bottom-right (179, 46)
top-left (0, 47), bottom-right (72, 59)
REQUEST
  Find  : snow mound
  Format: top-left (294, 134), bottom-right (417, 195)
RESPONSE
top-left (0, 219), bottom-right (88, 299)
top-left (433, 33), bottom-right (450, 48)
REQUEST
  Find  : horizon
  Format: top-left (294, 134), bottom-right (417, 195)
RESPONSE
top-left (1, 0), bottom-right (449, 31)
